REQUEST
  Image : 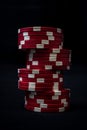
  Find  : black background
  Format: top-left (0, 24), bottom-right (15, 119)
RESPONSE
top-left (0, 0), bottom-right (87, 129)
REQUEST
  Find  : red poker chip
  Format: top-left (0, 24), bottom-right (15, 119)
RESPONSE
top-left (18, 77), bottom-right (63, 83)
top-left (25, 88), bottom-right (70, 96)
top-left (18, 68), bottom-right (61, 74)
top-left (25, 96), bottom-right (70, 104)
top-left (25, 100), bottom-right (67, 109)
top-left (26, 62), bottom-right (71, 70)
top-left (26, 48), bottom-right (71, 54)
top-left (18, 43), bottom-right (62, 49)
top-left (18, 38), bottom-right (62, 45)
top-left (27, 52), bottom-right (70, 59)
top-left (27, 52), bottom-right (70, 60)
top-left (27, 58), bottom-right (70, 64)
top-left (26, 60), bottom-right (70, 66)
top-left (18, 31), bottom-right (63, 38)
top-left (18, 80), bottom-right (63, 87)
top-left (25, 90), bottom-right (70, 98)
top-left (18, 26), bottom-right (63, 34)
top-left (18, 35), bottom-right (62, 42)
top-left (18, 73), bottom-right (62, 79)
top-left (27, 94), bottom-right (70, 100)
top-left (26, 64), bottom-right (70, 70)
top-left (26, 59), bottom-right (70, 64)
top-left (18, 81), bottom-right (63, 91)
top-left (24, 104), bottom-right (70, 112)
top-left (25, 96), bottom-right (70, 107)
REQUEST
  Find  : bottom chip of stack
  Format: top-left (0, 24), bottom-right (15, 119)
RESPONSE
top-left (24, 88), bottom-right (70, 112)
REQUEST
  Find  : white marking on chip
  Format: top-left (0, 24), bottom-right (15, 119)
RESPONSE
top-left (61, 99), bottom-right (66, 103)
top-left (53, 90), bottom-right (61, 95)
top-left (32, 69), bottom-right (39, 74)
top-left (52, 48), bottom-right (60, 53)
top-left (18, 69), bottom-right (20, 73)
top-left (61, 99), bottom-right (68, 107)
top-left (49, 57), bottom-right (57, 61)
top-left (19, 77), bottom-right (22, 81)
top-left (52, 95), bottom-right (59, 100)
top-left (18, 45), bottom-right (22, 49)
top-left (23, 32), bottom-right (28, 36)
top-left (56, 61), bottom-right (63, 66)
top-left (20, 40), bottom-right (25, 45)
top-left (28, 74), bottom-right (35, 78)
top-left (27, 65), bottom-right (30, 69)
top-left (33, 26), bottom-right (41, 31)
top-left (18, 29), bottom-right (20, 33)
top-left (54, 82), bottom-right (59, 86)
top-left (53, 74), bottom-right (58, 78)
top-left (45, 65), bottom-right (52, 70)
top-left (59, 45), bottom-right (62, 49)
top-left (36, 44), bottom-right (44, 48)
top-left (24, 36), bottom-right (30, 40)
top-left (40, 104), bottom-right (48, 108)
top-left (48, 36), bottom-right (55, 40)
top-left (59, 77), bottom-right (63, 82)
top-left (59, 107), bottom-right (65, 112)
top-left (37, 99), bottom-right (44, 104)
top-left (57, 28), bottom-right (62, 33)
top-left (46, 31), bottom-right (53, 35)
top-left (29, 82), bottom-right (35, 87)
top-left (41, 40), bottom-right (49, 44)
top-left (34, 107), bottom-right (41, 112)
top-left (50, 53), bottom-right (57, 57)
top-left (53, 85), bottom-right (59, 91)
top-left (32, 61), bottom-right (38, 65)
top-left (37, 78), bottom-right (44, 83)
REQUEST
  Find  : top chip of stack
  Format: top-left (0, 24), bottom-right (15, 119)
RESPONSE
top-left (18, 26), bottom-right (63, 50)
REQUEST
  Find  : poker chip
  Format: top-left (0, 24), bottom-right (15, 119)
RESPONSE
top-left (18, 35), bottom-right (62, 42)
top-left (18, 81), bottom-right (63, 91)
top-left (18, 42), bottom-right (63, 49)
top-left (27, 48), bottom-right (71, 54)
top-left (18, 26), bottom-right (72, 112)
top-left (25, 96), bottom-right (70, 104)
top-left (18, 68), bottom-right (61, 74)
top-left (25, 99), bottom-right (70, 108)
top-left (19, 77), bottom-right (63, 83)
top-left (18, 31), bottom-right (63, 37)
top-left (24, 105), bottom-right (70, 112)
top-left (18, 73), bottom-right (62, 79)
top-left (18, 26), bottom-right (63, 34)
top-left (25, 89), bottom-right (70, 100)
top-left (26, 64), bottom-right (71, 70)
top-left (27, 52), bottom-right (70, 58)
top-left (26, 59), bottom-right (70, 67)
top-left (27, 56), bottom-right (70, 62)
top-left (25, 98), bottom-right (70, 107)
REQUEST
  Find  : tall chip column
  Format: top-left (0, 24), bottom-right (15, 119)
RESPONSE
top-left (18, 26), bottom-right (71, 112)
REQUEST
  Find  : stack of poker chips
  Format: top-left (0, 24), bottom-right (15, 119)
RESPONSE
top-left (18, 26), bottom-right (71, 112)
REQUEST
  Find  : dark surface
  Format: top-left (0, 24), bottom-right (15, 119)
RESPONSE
top-left (0, 0), bottom-right (87, 129)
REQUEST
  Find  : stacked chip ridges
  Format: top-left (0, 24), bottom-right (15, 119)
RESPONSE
top-left (18, 26), bottom-right (71, 112)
